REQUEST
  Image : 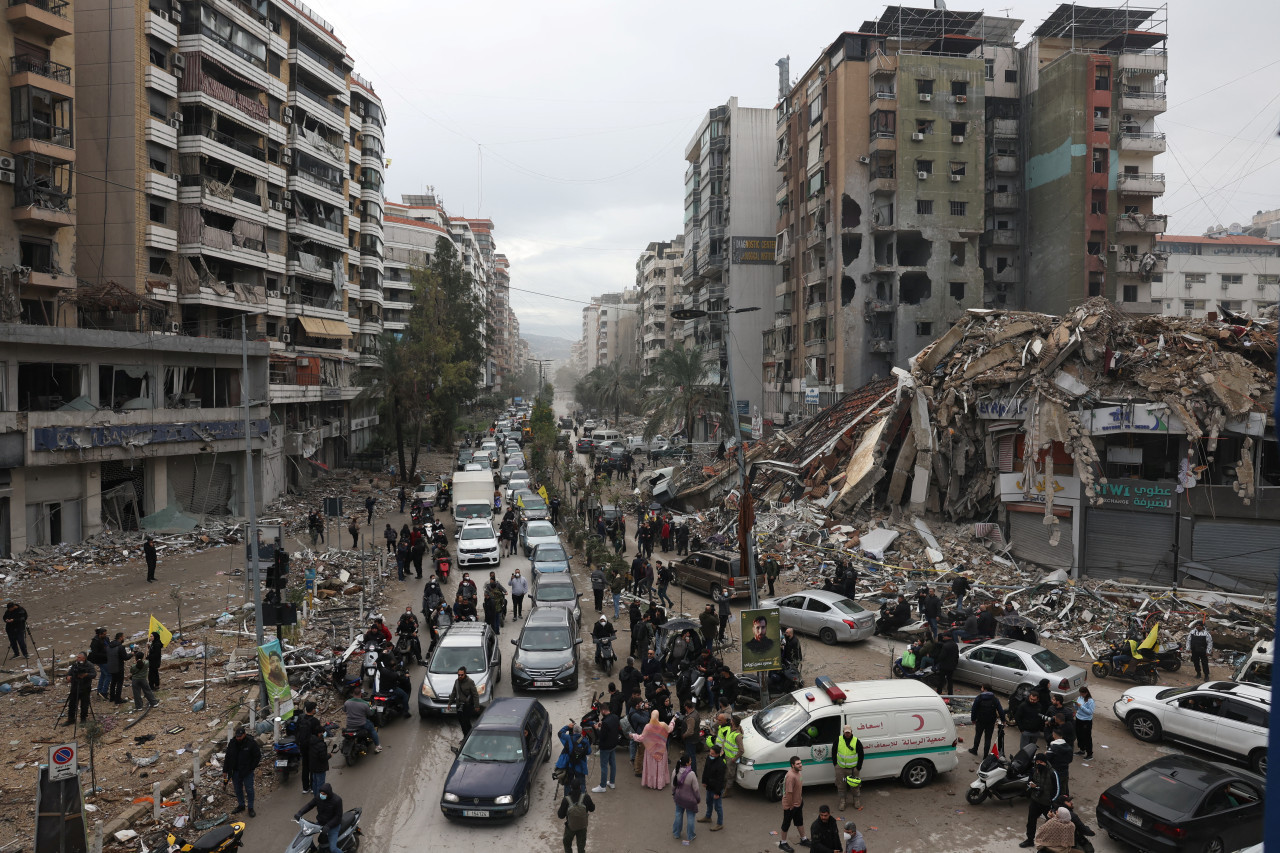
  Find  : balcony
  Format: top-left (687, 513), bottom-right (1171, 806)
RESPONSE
top-left (145, 9), bottom-right (178, 45)
top-left (988, 191), bottom-right (1019, 210)
top-left (991, 155), bottom-right (1018, 174)
top-left (288, 172), bottom-right (344, 208)
top-left (1120, 90), bottom-right (1167, 115)
top-left (1117, 255), bottom-right (1166, 277)
top-left (869, 338), bottom-right (896, 353)
top-left (869, 52), bottom-right (897, 76)
top-left (179, 68), bottom-right (269, 126)
top-left (869, 168), bottom-right (896, 195)
top-left (985, 229), bottom-right (1019, 246)
top-left (287, 250), bottom-right (341, 281)
top-left (288, 42), bottom-right (348, 94)
top-left (868, 90), bottom-right (896, 112)
top-left (1116, 212), bottom-right (1167, 233)
top-left (1118, 172), bottom-right (1166, 195)
top-left (13, 185), bottom-right (74, 227)
top-left (285, 291), bottom-right (346, 323)
top-left (144, 65), bottom-right (179, 99)
top-left (6, 0), bottom-right (73, 40)
top-left (10, 56), bottom-right (72, 98)
top-left (1119, 131), bottom-right (1166, 154)
top-left (989, 118), bottom-right (1018, 139)
top-left (865, 299), bottom-right (894, 314)
top-left (804, 301), bottom-right (827, 320)
top-left (1117, 52), bottom-right (1167, 75)
top-left (11, 119), bottom-right (73, 160)
top-left (869, 132), bottom-right (897, 155)
top-left (1116, 300), bottom-right (1162, 316)
top-left (991, 264), bottom-right (1018, 284)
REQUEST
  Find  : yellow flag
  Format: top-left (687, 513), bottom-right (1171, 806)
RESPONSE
top-left (148, 615), bottom-right (173, 646)
top-left (538, 485), bottom-right (549, 503)
top-left (1137, 621), bottom-right (1160, 653)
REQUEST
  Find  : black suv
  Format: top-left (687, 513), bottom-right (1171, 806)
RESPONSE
top-left (510, 607), bottom-right (582, 691)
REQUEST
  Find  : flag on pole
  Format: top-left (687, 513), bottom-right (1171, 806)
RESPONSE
top-left (538, 485), bottom-right (549, 503)
top-left (1137, 621), bottom-right (1160, 655)
top-left (148, 615), bottom-right (173, 646)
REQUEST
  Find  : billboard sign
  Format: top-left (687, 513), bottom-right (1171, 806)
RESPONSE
top-left (730, 237), bottom-right (776, 265)
top-left (739, 607), bottom-right (782, 673)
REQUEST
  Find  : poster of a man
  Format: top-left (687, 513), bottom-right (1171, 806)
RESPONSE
top-left (257, 639), bottom-right (294, 718)
top-left (740, 607), bottom-right (782, 672)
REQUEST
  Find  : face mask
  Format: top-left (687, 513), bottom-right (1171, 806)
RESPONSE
top-left (319, 794), bottom-right (328, 800)
top-left (842, 833), bottom-right (852, 843)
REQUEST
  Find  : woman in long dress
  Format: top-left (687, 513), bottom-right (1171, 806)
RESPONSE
top-left (630, 709), bottom-right (672, 789)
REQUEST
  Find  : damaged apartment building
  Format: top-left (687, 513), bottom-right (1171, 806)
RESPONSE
top-left (766, 3), bottom-right (1170, 425)
top-left (748, 299), bottom-right (1278, 593)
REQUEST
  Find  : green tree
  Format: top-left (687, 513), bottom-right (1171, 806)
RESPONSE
top-left (585, 360), bottom-right (640, 425)
top-left (641, 344), bottom-right (719, 454)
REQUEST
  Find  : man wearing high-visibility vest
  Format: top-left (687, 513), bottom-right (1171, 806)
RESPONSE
top-left (704, 713), bottom-right (742, 798)
top-left (833, 724), bottom-right (865, 811)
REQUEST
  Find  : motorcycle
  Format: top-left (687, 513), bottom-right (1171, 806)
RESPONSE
top-left (166, 822), bottom-right (245, 852)
top-left (330, 640), bottom-right (363, 699)
top-left (737, 666), bottom-right (804, 706)
top-left (966, 725), bottom-right (1036, 805)
top-left (273, 716), bottom-right (301, 784)
top-left (594, 635), bottom-right (616, 674)
top-left (395, 630), bottom-right (421, 666)
top-left (873, 602), bottom-right (930, 640)
top-left (1091, 644), bottom-right (1159, 685)
top-left (340, 726), bottom-right (376, 767)
top-left (891, 657), bottom-right (944, 691)
top-left (435, 553), bottom-right (452, 583)
top-left (1149, 643), bottom-right (1183, 673)
top-left (284, 808), bottom-right (363, 853)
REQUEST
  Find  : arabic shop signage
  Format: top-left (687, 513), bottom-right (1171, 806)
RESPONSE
top-left (1090, 478), bottom-right (1176, 513)
top-left (1085, 404), bottom-right (1185, 436)
top-left (730, 236), bottom-right (776, 265)
top-left (976, 396), bottom-right (1028, 420)
top-left (998, 472), bottom-right (1082, 508)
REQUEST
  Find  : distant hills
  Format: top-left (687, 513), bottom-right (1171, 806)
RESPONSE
top-left (522, 333), bottom-right (574, 363)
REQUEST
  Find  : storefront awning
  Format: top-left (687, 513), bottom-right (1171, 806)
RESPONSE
top-left (297, 316), bottom-right (353, 339)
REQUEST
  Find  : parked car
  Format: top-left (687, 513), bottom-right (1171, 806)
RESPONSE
top-left (413, 481), bottom-right (439, 506)
top-left (529, 572), bottom-right (582, 627)
top-left (518, 520), bottom-right (559, 556)
top-left (626, 435), bottom-right (645, 451)
top-left (510, 607), bottom-right (582, 691)
top-left (1112, 681), bottom-right (1269, 774)
top-left (760, 589), bottom-right (875, 644)
top-left (951, 638), bottom-right (1087, 701)
top-left (670, 550), bottom-right (762, 598)
top-left (1095, 754), bottom-right (1264, 853)
top-left (575, 437), bottom-right (594, 454)
top-left (1231, 641), bottom-right (1271, 688)
top-left (529, 542), bottom-right (571, 575)
top-left (439, 697), bottom-right (552, 820)
top-left (419, 622), bottom-right (502, 718)
top-left (457, 519), bottom-right (500, 568)
top-left (499, 463), bottom-right (521, 484)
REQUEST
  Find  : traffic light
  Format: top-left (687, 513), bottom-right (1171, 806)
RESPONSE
top-left (265, 549), bottom-right (289, 591)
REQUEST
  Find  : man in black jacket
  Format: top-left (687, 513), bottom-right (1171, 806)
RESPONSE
top-left (3, 601), bottom-right (27, 661)
top-left (294, 701), bottom-right (321, 794)
top-left (88, 628), bottom-right (110, 698)
top-left (935, 633), bottom-right (960, 694)
top-left (968, 683), bottom-right (1006, 756)
top-left (1022, 753), bottom-right (1061, 848)
top-left (144, 536), bottom-right (157, 583)
top-left (618, 657), bottom-right (641, 702)
top-left (1015, 690), bottom-right (1048, 751)
top-left (224, 727), bottom-right (262, 818)
top-left (698, 743), bottom-right (727, 831)
top-left (64, 652), bottom-right (94, 726)
top-left (977, 603), bottom-right (998, 639)
top-left (809, 805), bottom-right (843, 853)
top-left (923, 590), bottom-right (943, 638)
top-left (295, 782), bottom-right (344, 851)
top-left (590, 706), bottom-right (621, 792)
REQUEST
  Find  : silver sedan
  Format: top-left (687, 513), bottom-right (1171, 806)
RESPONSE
top-left (953, 638), bottom-right (1088, 701)
top-left (761, 589), bottom-right (876, 644)
top-left (519, 519), bottom-right (560, 557)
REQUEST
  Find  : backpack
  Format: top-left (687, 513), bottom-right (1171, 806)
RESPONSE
top-left (570, 737), bottom-right (588, 764)
top-left (564, 795), bottom-right (589, 831)
top-left (619, 711), bottom-right (633, 736)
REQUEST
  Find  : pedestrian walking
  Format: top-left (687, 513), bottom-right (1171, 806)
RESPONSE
top-left (107, 632), bottom-right (128, 704)
top-left (130, 651), bottom-right (159, 710)
top-left (936, 632), bottom-right (959, 694)
top-left (398, 485), bottom-right (407, 514)
top-left (447, 667), bottom-right (480, 739)
top-left (762, 553), bottom-right (780, 597)
top-left (147, 631), bottom-right (164, 690)
top-left (306, 721), bottom-right (329, 793)
top-left (63, 652), bottom-right (94, 726)
top-left (951, 573), bottom-right (972, 608)
top-left (698, 743), bottom-right (726, 831)
top-left (4, 601), bottom-right (28, 661)
top-left (224, 726), bottom-right (262, 818)
top-left (308, 510), bottom-right (324, 546)
top-left (383, 524), bottom-right (397, 555)
top-left (1015, 689), bottom-right (1047, 750)
top-left (777, 756), bottom-right (809, 852)
top-left (144, 536), bottom-right (158, 583)
top-left (656, 561), bottom-right (674, 607)
top-left (364, 494), bottom-right (375, 525)
top-left (843, 822), bottom-right (868, 853)
top-left (556, 781), bottom-right (595, 853)
top-left (347, 517), bottom-right (360, 549)
top-left (810, 805), bottom-right (842, 853)
top-left (671, 754), bottom-right (702, 844)
top-left (630, 709), bottom-right (671, 789)
top-left (608, 568), bottom-right (624, 620)
top-left (1074, 686), bottom-right (1095, 760)
top-left (1186, 619), bottom-right (1213, 680)
top-left (295, 701), bottom-right (320, 793)
top-left (699, 605), bottom-right (718, 650)
top-left (589, 566), bottom-right (606, 612)
top-left (1021, 753), bottom-right (1061, 848)
top-left (967, 683), bottom-right (1006, 757)
top-left (832, 724), bottom-right (864, 811)
top-left (411, 535), bottom-right (426, 580)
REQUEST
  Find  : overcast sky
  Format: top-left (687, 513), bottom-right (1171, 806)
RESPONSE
top-left (312, 0), bottom-right (1280, 341)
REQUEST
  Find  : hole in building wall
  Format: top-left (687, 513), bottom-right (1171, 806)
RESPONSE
top-left (873, 236), bottom-right (894, 265)
top-left (900, 272), bottom-right (932, 305)
top-left (950, 281), bottom-right (965, 301)
top-left (841, 276), bottom-right (856, 306)
top-left (950, 241), bottom-right (966, 266)
top-left (841, 234), bottom-right (862, 263)
top-left (841, 194), bottom-right (862, 229)
top-left (896, 231), bottom-right (931, 267)
top-left (875, 279), bottom-right (889, 300)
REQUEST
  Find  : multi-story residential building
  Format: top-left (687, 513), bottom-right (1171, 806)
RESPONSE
top-left (2, 0), bottom-right (77, 325)
top-left (635, 236), bottom-right (683, 376)
top-left (383, 192), bottom-right (450, 336)
top-left (768, 15), bottom-right (986, 422)
top-left (580, 299), bottom-right (600, 373)
top-left (679, 97), bottom-right (777, 431)
top-left (1153, 235), bottom-right (1279, 319)
top-left (1022, 3), bottom-right (1168, 314)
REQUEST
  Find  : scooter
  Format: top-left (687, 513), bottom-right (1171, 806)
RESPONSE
top-left (166, 820), bottom-right (246, 852)
top-left (435, 553), bottom-right (452, 583)
top-left (1149, 643), bottom-right (1183, 673)
top-left (1091, 644), bottom-right (1159, 685)
top-left (273, 716), bottom-right (301, 784)
top-left (966, 725), bottom-right (1036, 805)
top-left (736, 666), bottom-right (804, 706)
top-left (330, 640), bottom-right (363, 699)
top-left (284, 808), bottom-right (363, 853)
top-left (891, 657), bottom-right (944, 691)
top-left (594, 635), bottom-right (616, 674)
top-left (340, 726), bottom-right (375, 767)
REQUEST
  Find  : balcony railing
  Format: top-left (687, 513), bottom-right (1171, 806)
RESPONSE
top-left (293, 168), bottom-right (343, 194)
top-left (11, 55), bottom-right (70, 83)
top-left (193, 124), bottom-right (265, 160)
top-left (12, 118), bottom-right (72, 148)
top-left (295, 40), bottom-right (344, 75)
top-left (197, 24), bottom-right (267, 71)
top-left (9, 0), bottom-right (68, 17)
top-left (290, 215), bottom-right (343, 234)
top-left (295, 82), bottom-right (344, 116)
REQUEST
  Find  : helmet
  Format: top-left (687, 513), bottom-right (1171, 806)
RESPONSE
top-left (806, 725), bottom-right (819, 738)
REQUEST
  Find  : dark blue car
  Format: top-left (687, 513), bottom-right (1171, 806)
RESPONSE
top-left (440, 697), bottom-right (552, 820)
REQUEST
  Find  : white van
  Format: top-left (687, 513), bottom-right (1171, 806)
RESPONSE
top-left (737, 679), bottom-right (959, 798)
top-left (589, 429), bottom-right (621, 449)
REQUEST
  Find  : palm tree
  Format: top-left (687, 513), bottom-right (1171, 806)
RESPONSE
top-left (642, 344), bottom-right (720, 455)
top-left (586, 360), bottom-right (639, 426)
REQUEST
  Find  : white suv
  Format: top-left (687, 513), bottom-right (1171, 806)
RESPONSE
top-left (457, 519), bottom-right (500, 567)
top-left (1113, 681), bottom-right (1269, 774)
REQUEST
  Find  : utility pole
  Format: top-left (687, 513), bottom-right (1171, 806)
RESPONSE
top-left (240, 318), bottom-right (265, 655)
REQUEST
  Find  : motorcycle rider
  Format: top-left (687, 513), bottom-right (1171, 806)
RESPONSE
top-left (422, 577), bottom-right (444, 620)
top-left (453, 593), bottom-right (477, 622)
top-left (591, 616), bottom-right (616, 666)
top-left (363, 617), bottom-right (392, 646)
top-left (343, 686), bottom-right (381, 754)
top-left (294, 782), bottom-right (344, 852)
top-left (457, 572), bottom-right (478, 602)
top-left (876, 595), bottom-right (912, 635)
top-left (396, 608), bottom-right (423, 666)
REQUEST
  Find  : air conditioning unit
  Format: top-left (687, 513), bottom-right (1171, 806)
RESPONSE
top-left (917, 171), bottom-right (929, 180)
top-left (857, 155), bottom-right (870, 164)
top-left (1258, 284), bottom-right (1267, 291)
top-left (170, 322), bottom-right (181, 333)
top-left (357, 103), bottom-right (366, 116)
top-left (283, 191), bottom-right (292, 200)
top-left (955, 94), bottom-right (967, 104)
top-left (0, 171), bottom-right (14, 185)
top-left (172, 53), bottom-right (186, 70)
top-left (1122, 114), bottom-right (1134, 123)
top-left (952, 134), bottom-right (965, 143)
top-left (282, 107), bottom-right (294, 125)
top-left (919, 93), bottom-right (932, 102)
top-left (1108, 244), bottom-right (1119, 253)
top-left (1221, 283), bottom-right (1230, 291)
top-left (911, 132), bottom-right (925, 141)
top-left (170, 111), bottom-right (183, 125)
top-left (950, 174), bottom-right (961, 182)
top-left (267, 289), bottom-right (281, 299)
top-left (155, 9), bottom-right (168, 20)
top-left (281, 333), bottom-right (292, 344)
top-left (168, 117), bottom-right (182, 130)
top-left (282, 285), bottom-right (294, 296)
top-left (0, 156), bottom-right (14, 171)
top-left (170, 172), bottom-right (181, 182)
top-left (281, 152), bottom-right (293, 165)
top-left (271, 201), bottom-right (283, 211)
top-left (283, 200), bottom-right (292, 210)
top-left (1184, 283), bottom-right (1193, 289)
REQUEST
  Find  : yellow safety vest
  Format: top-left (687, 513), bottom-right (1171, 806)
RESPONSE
top-left (706, 724), bottom-right (730, 753)
top-left (836, 735), bottom-right (861, 769)
top-left (722, 729), bottom-right (741, 760)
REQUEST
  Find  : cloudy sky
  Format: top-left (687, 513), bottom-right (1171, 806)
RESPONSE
top-left (312, 0), bottom-right (1280, 341)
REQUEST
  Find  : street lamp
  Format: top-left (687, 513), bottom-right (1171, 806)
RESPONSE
top-left (669, 304), bottom-right (762, 608)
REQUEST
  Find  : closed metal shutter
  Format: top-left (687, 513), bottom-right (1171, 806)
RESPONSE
top-left (168, 458), bottom-right (233, 516)
top-left (1007, 505), bottom-right (1075, 572)
top-left (1191, 521), bottom-right (1280, 591)
top-left (1083, 509), bottom-right (1175, 584)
